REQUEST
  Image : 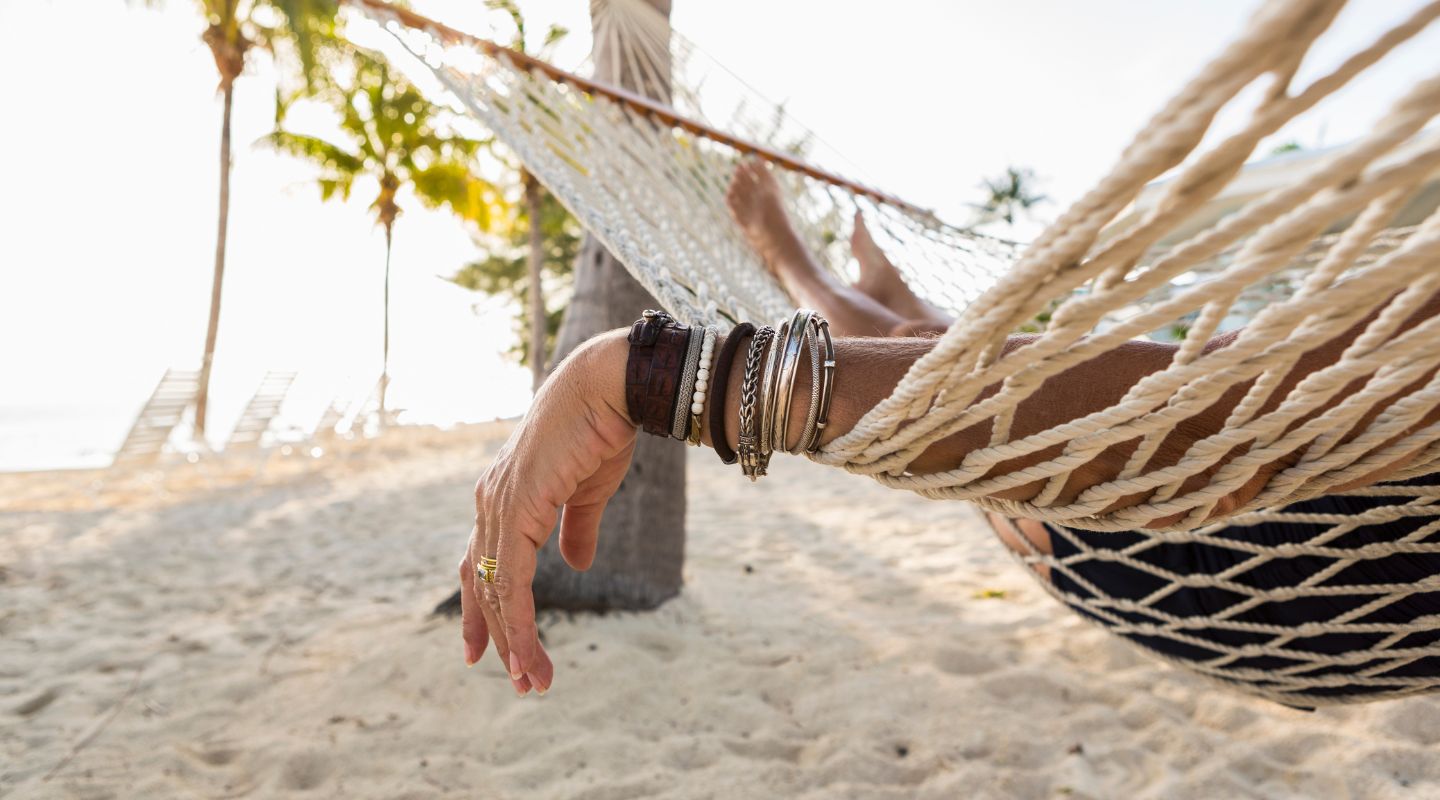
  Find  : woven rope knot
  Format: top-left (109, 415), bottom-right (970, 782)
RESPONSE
top-left (1261, 587), bottom-right (1303, 602)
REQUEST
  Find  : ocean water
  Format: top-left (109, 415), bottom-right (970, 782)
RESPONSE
top-left (0, 354), bottom-right (533, 474)
top-left (0, 401), bottom-right (132, 472)
top-left (0, 379), bottom-right (328, 473)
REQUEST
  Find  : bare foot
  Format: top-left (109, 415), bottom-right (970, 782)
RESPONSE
top-left (851, 212), bottom-right (953, 325)
top-left (725, 159), bottom-right (827, 299)
top-left (725, 159), bottom-right (925, 338)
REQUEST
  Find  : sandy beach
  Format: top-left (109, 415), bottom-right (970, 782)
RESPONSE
top-left (5, 423), bottom-right (1440, 799)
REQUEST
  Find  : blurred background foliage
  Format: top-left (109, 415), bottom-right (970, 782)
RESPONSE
top-left (448, 189), bottom-right (581, 373)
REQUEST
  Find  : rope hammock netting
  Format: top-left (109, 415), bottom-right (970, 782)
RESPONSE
top-left (344, 0), bottom-right (1440, 705)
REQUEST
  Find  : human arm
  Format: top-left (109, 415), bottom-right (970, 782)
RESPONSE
top-left (462, 291), bottom-right (1440, 693)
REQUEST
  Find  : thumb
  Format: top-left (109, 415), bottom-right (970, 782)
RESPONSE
top-left (557, 502), bottom-right (605, 570)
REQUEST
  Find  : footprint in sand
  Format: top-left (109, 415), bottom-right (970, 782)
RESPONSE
top-left (1258, 732), bottom-right (1341, 767)
top-left (279, 749), bottom-right (333, 791)
top-left (661, 738), bottom-right (722, 771)
top-left (859, 583), bottom-right (918, 604)
top-left (934, 648), bottom-right (998, 676)
top-left (1379, 701), bottom-right (1440, 745)
top-left (12, 686), bottom-right (60, 716)
top-left (979, 670), bottom-right (1073, 704)
top-left (238, 630), bottom-right (269, 646)
top-left (723, 737), bottom-right (804, 763)
top-left (632, 633), bottom-right (682, 663)
top-left (1191, 700), bottom-right (1258, 733)
top-left (184, 744), bottom-right (241, 767)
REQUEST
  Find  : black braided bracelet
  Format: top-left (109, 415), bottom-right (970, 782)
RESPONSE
top-left (708, 322), bottom-right (754, 465)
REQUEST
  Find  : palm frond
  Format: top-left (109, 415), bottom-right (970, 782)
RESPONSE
top-left (412, 161), bottom-right (505, 230)
top-left (263, 0), bottom-right (340, 87)
top-left (540, 24), bottom-right (569, 58)
top-left (484, 0), bottom-right (526, 50)
top-left (260, 130), bottom-right (364, 172)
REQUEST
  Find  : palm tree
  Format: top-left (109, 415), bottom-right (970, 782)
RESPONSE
top-left (163, 0), bottom-right (338, 439)
top-left (447, 186), bottom-right (582, 375)
top-left (973, 165), bottom-right (1048, 227)
top-left (263, 49), bottom-right (500, 422)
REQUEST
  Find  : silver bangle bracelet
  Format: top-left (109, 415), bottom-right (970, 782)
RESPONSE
top-left (758, 317), bottom-right (787, 457)
top-left (806, 317), bottom-right (836, 454)
top-left (771, 309), bottom-right (815, 454)
top-left (793, 314), bottom-right (824, 455)
top-left (671, 325), bottom-right (705, 440)
top-left (734, 309), bottom-right (837, 477)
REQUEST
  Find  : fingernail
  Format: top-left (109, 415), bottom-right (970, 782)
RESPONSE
top-left (508, 652), bottom-right (523, 680)
top-left (464, 641), bottom-right (479, 666)
top-left (532, 676), bottom-right (547, 696)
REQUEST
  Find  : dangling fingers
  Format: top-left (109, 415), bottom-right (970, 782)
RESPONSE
top-left (458, 549), bottom-right (489, 666)
top-left (524, 632), bottom-right (555, 694)
top-left (471, 496), bottom-right (516, 673)
top-left (489, 509), bottom-right (550, 694)
top-left (479, 495), bottom-right (530, 691)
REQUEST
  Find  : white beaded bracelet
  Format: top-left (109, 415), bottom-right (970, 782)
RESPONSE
top-left (690, 327), bottom-right (716, 417)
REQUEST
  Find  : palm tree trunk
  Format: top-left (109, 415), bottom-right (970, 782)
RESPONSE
top-left (524, 171), bottom-right (547, 391)
top-left (435, 0), bottom-right (677, 618)
top-left (194, 80), bottom-right (235, 442)
top-left (380, 221), bottom-right (393, 426)
top-left (531, 0), bottom-right (679, 611)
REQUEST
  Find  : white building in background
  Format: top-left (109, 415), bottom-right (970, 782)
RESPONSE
top-left (1125, 127), bottom-right (1440, 247)
top-left (1106, 127), bottom-right (1440, 341)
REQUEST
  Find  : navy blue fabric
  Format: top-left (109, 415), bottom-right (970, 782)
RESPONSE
top-left (1047, 473), bottom-right (1440, 703)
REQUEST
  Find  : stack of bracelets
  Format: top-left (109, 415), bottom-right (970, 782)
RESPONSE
top-left (625, 308), bottom-right (836, 481)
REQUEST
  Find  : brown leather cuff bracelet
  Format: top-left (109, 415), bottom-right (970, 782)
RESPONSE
top-left (624, 310), bottom-right (693, 437)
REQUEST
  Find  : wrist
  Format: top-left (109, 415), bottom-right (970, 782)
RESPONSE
top-left (590, 316), bottom-right (832, 462)
top-left (574, 328), bottom-right (632, 423)
top-left (702, 326), bottom-right (828, 456)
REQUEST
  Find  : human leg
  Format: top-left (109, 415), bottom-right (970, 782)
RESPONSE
top-left (726, 159), bottom-right (906, 337)
top-left (851, 211), bottom-right (954, 329)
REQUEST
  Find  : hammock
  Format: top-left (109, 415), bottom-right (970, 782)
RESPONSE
top-left (346, 0), bottom-right (1440, 705)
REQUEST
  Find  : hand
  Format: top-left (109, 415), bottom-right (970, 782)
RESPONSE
top-left (458, 330), bottom-right (636, 695)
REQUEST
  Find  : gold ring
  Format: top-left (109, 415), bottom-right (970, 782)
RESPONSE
top-left (477, 556), bottom-right (498, 584)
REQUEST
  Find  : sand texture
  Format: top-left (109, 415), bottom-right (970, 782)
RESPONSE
top-left (5, 424), bottom-right (1440, 799)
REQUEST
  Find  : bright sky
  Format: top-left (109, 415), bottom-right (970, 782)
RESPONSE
top-left (1, 0), bottom-right (1434, 468)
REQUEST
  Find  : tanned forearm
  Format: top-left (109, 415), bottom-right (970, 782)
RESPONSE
top-left (698, 290), bottom-right (1440, 525)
